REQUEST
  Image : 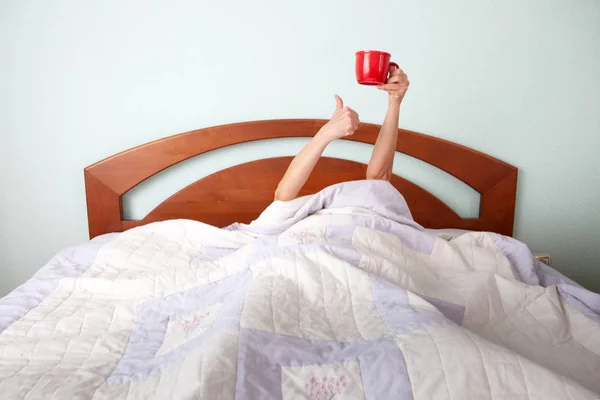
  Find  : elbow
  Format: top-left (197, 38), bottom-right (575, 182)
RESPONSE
top-left (366, 168), bottom-right (392, 182)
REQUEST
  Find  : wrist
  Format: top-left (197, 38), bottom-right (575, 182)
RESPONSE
top-left (388, 97), bottom-right (402, 109)
top-left (315, 127), bottom-right (335, 145)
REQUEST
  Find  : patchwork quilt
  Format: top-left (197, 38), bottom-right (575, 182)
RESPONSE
top-left (1, 180), bottom-right (599, 399)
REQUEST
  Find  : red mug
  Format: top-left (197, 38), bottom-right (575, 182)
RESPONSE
top-left (355, 50), bottom-right (399, 85)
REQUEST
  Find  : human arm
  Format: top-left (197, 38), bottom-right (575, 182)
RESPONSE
top-left (274, 95), bottom-right (359, 201)
top-left (366, 67), bottom-right (410, 181)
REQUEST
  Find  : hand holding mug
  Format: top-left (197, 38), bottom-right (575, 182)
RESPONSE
top-left (377, 66), bottom-right (410, 104)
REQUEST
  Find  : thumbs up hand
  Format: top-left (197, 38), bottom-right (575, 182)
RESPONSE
top-left (317, 95), bottom-right (360, 142)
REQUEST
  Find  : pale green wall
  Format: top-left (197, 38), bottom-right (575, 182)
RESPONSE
top-left (1, 0), bottom-right (599, 296)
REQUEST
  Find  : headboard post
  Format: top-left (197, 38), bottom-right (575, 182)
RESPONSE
top-left (84, 170), bottom-right (122, 238)
top-left (479, 169), bottom-right (518, 235)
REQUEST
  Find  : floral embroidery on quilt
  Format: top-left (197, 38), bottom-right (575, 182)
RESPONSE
top-left (155, 302), bottom-right (224, 356)
top-left (180, 312), bottom-right (210, 337)
top-left (305, 375), bottom-right (348, 400)
top-left (290, 230), bottom-right (321, 244)
top-left (281, 361), bottom-right (365, 399)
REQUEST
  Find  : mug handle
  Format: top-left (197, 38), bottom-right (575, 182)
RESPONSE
top-left (388, 62), bottom-right (399, 76)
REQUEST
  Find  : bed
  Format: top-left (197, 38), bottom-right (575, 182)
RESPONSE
top-left (1, 120), bottom-right (599, 399)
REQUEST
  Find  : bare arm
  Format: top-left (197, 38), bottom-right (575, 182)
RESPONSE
top-left (366, 101), bottom-right (400, 180)
top-left (274, 134), bottom-right (331, 201)
top-left (366, 67), bottom-right (410, 181)
top-left (275, 95), bottom-right (359, 201)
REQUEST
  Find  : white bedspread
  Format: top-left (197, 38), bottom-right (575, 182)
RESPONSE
top-left (0, 181), bottom-right (598, 399)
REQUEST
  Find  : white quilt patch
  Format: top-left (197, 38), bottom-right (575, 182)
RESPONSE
top-left (242, 251), bottom-right (389, 341)
top-left (156, 302), bottom-right (224, 356)
top-left (281, 361), bottom-right (364, 400)
top-left (396, 324), bottom-right (597, 400)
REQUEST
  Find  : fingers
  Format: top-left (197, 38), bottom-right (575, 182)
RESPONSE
top-left (377, 82), bottom-right (409, 91)
top-left (387, 68), bottom-right (407, 91)
top-left (389, 68), bottom-right (401, 77)
top-left (379, 80), bottom-right (410, 88)
top-left (387, 69), bottom-right (407, 83)
top-left (332, 94), bottom-right (358, 129)
top-left (341, 107), bottom-right (359, 133)
top-left (347, 108), bottom-right (360, 131)
top-left (389, 66), bottom-right (405, 76)
top-left (334, 94), bottom-right (344, 110)
top-left (324, 103), bottom-right (359, 140)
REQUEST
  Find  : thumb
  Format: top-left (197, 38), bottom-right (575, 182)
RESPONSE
top-left (334, 95), bottom-right (343, 110)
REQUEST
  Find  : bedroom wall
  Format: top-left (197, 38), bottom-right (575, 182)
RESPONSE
top-left (1, 0), bottom-right (599, 296)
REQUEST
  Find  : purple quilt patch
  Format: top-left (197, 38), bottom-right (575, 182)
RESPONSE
top-left (0, 234), bottom-right (116, 335)
top-left (235, 328), bottom-right (412, 400)
top-left (421, 295), bottom-right (465, 325)
top-left (557, 285), bottom-right (600, 325)
top-left (490, 233), bottom-right (540, 285)
top-left (107, 270), bottom-right (251, 384)
top-left (370, 275), bottom-right (454, 333)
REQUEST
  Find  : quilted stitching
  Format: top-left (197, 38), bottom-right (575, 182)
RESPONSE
top-left (0, 191), bottom-right (598, 399)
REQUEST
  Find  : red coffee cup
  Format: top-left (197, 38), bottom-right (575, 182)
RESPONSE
top-left (355, 50), bottom-right (399, 85)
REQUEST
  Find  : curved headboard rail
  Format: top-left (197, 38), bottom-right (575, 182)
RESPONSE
top-left (85, 119), bottom-right (518, 238)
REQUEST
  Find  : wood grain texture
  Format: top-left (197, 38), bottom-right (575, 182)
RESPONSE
top-left (85, 119), bottom-right (518, 238)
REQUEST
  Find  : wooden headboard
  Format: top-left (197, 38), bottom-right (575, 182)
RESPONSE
top-left (84, 119), bottom-right (518, 239)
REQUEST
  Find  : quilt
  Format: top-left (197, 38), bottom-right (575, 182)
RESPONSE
top-left (0, 180), bottom-right (599, 399)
